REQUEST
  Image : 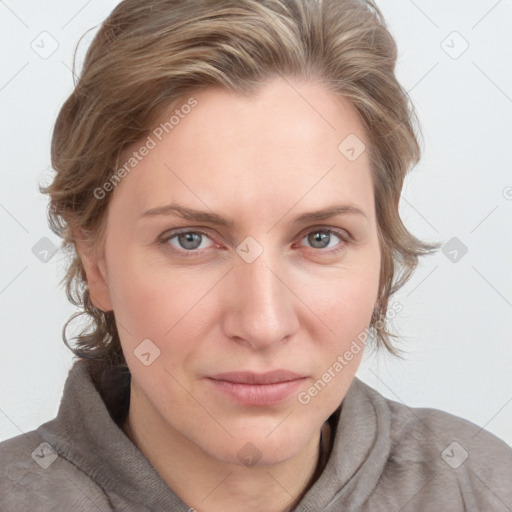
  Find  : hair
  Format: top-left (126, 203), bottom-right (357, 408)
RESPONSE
top-left (42, 0), bottom-right (440, 375)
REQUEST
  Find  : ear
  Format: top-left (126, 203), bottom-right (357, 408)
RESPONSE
top-left (74, 230), bottom-right (114, 312)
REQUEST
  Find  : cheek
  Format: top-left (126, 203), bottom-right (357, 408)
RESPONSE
top-left (104, 246), bottom-right (221, 368)
top-left (104, 246), bottom-right (180, 340)
top-left (299, 272), bottom-right (378, 414)
top-left (305, 254), bottom-right (380, 335)
top-left (301, 249), bottom-right (380, 399)
top-left (312, 280), bottom-right (376, 375)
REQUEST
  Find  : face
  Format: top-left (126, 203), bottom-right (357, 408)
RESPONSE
top-left (82, 76), bottom-right (381, 466)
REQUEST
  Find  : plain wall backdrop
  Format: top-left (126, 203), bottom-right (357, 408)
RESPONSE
top-left (1, 0), bottom-right (511, 448)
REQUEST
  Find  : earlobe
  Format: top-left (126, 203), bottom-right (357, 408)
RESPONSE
top-left (74, 232), bottom-right (114, 312)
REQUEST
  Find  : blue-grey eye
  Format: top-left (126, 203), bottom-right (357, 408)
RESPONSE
top-left (178, 232), bottom-right (201, 250)
top-left (304, 230), bottom-right (342, 250)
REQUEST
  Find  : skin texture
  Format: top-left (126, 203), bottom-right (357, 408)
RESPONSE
top-left (77, 76), bottom-right (381, 512)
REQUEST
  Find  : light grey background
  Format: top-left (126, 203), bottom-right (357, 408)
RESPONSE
top-left (1, 0), bottom-right (511, 447)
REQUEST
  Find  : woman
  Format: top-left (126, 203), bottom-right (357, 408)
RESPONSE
top-left (1, 0), bottom-right (511, 510)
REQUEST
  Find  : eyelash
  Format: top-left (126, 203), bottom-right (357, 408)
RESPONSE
top-left (158, 227), bottom-right (351, 259)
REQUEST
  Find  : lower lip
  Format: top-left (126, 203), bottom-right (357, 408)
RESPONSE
top-left (206, 378), bottom-right (306, 406)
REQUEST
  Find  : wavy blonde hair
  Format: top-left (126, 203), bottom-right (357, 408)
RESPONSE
top-left (42, 0), bottom-right (439, 373)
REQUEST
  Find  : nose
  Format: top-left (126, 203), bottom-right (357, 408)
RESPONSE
top-left (221, 249), bottom-right (300, 351)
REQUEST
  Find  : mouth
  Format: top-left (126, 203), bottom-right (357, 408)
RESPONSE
top-left (206, 370), bottom-right (307, 406)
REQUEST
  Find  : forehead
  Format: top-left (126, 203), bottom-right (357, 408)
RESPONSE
top-left (112, 77), bottom-right (374, 225)
top-left (154, 78), bottom-right (367, 163)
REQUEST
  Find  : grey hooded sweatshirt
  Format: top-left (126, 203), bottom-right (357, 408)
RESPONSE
top-left (1, 359), bottom-right (511, 511)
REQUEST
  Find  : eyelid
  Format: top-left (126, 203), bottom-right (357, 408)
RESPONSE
top-left (158, 228), bottom-right (217, 249)
top-left (296, 225), bottom-right (352, 242)
top-left (293, 226), bottom-right (351, 256)
top-left (159, 225), bottom-right (352, 241)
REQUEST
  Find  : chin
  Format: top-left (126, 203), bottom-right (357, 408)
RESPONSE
top-left (212, 440), bottom-right (300, 467)
top-left (204, 421), bottom-right (311, 467)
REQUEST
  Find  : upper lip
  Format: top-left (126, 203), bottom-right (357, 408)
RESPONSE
top-left (208, 370), bottom-right (306, 385)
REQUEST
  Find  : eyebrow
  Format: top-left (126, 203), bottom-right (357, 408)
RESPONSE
top-left (139, 202), bottom-right (367, 227)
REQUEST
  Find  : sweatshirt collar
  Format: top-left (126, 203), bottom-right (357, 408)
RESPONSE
top-left (295, 377), bottom-right (392, 511)
top-left (38, 360), bottom-right (186, 510)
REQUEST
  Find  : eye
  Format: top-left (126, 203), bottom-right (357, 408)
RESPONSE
top-left (158, 226), bottom-right (350, 258)
top-left (160, 229), bottom-right (215, 257)
top-left (297, 228), bottom-right (349, 255)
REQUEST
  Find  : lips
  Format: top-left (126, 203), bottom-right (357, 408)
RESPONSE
top-left (206, 370), bottom-right (307, 406)
top-left (209, 370), bottom-right (306, 385)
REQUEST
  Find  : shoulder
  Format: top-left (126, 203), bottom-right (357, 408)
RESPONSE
top-left (386, 395), bottom-right (512, 470)
top-left (357, 379), bottom-right (512, 510)
top-left (354, 378), bottom-right (512, 463)
top-left (0, 429), bottom-right (112, 512)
